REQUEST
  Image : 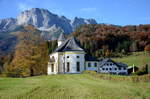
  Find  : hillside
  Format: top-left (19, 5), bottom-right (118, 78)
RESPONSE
top-left (0, 74), bottom-right (150, 99)
top-left (73, 24), bottom-right (150, 57)
top-left (113, 52), bottom-right (150, 66)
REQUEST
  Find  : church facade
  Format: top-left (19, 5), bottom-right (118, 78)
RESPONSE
top-left (48, 33), bottom-right (128, 75)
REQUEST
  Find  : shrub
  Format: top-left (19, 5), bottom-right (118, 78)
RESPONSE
top-left (84, 71), bottom-right (150, 82)
top-left (144, 44), bottom-right (150, 52)
top-left (1, 72), bottom-right (22, 78)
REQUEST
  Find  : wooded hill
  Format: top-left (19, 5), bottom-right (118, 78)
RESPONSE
top-left (0, 26), bottom-right (49, 77)
top-left (0, 24), bottom-right (150, 77)
top-left (73, 24), bottom-right (150, 57)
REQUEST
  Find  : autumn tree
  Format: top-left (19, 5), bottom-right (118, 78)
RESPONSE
top-left (144, 44), bottom-right (150, 52)
top-left (6, 26), bottom-right (48, 77)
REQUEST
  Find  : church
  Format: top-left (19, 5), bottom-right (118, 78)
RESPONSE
top-left (47, 33), bottom-right (128, 75)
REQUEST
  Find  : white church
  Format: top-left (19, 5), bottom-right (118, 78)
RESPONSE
top-left (47, 33), bottom-right (128, 75)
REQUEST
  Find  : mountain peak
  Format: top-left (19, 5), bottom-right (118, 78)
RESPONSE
top-left (1, 8), bottom-right (97, 34)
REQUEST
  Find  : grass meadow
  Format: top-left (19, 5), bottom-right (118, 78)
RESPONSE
top-left (0, 74), bottom-right (150, 99)
top-left (113, 52), bottom-right (150, 67)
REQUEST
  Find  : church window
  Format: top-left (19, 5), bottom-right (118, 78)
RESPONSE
top-left (77, 56), bottom-right (80, 58)
top-left (67, 62), bottom-right (70, 72)
top-left (51, 64), bottom-right (54, 72)
top-left (77, 62), bottom-right (80, 72)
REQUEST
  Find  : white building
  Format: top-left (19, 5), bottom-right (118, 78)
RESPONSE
top-left (98, 58), bottom-right (128, 75)
top-left (48, 33), bottom-right (128, 75)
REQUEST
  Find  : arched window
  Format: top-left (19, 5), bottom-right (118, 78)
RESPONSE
top-left (51, 64), bottom-right (54, 72)
top-left (77, 62), bottom-right (80, 72)
top-left (67, 62), bottom-right (70, 72)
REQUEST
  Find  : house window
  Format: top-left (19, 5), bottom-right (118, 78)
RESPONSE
top-left (115, 68), bottom-right (117, 70)
top-left (67, 62), bottom-right (70, 72)
top-left (88, 63), bottom-right (91, 67)
top-left (102, 68), bottom-right (105, 70)
top-left (109, 68), bottom-right (112, 70)
top-left (51, 64), bottom-right (54, 72)
top-left (77, 62), bottom-right (80, 72)
top-left (94, 63), bottom-right (97, 67)
top-left (124, 67), bottom-right (126, 70)
top-left (119, 68), bottom-right (121, 70)
top-left (67, 56), bottom-right (69, 58)
top-left (77, 56), bottom-right (80, 58)
top-left (106, 68), bottom-right (108, 70)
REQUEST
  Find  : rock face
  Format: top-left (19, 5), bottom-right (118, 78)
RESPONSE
top-left (0, 18), bottom-right (17, 32)
top-left (16, 8), bottom-right (97, 33)
top-left (0, 8), bottom-right (97, 40)
top-left (41, 25), bottom-right (64, 40)
top-left (17, 8), bottom-right (72, 33)
top-left (71, 17), bottom-right (97, 31)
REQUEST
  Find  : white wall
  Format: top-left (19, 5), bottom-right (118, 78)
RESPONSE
top-left (63, 51), bottom-right (85, 73)
top-left (47, 53), bottom-right (59, 75)
top-left (98, 62), bottom-right (128, 74)
top-left (48, 52), bottom-right (128, 75)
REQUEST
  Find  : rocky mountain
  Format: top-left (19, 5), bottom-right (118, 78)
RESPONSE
top-left (0, 8), bottom-right (97, 34)
top-left (0, 8), bottom-right (97, 57)
top-left (41, 25), bottom-right (64, 41)
top-left (71, 17), bottom-right (97, 31)
top-left (17, 8), bottom-right (73, 33)
top-left (0, 18), bottom-right (17, 32)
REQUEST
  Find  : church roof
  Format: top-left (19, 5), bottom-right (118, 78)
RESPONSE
top-left (58, 33), bottom-right (65, 41)
top-left (55, 36), bottom-right (84, 52)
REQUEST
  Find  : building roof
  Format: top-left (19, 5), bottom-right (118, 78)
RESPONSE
top-left (55, 36), bottom-right (84, 52)
top-left (58, 33), bottom-right (65, 41)
top-left (99, 58), bottom-right (128, 67)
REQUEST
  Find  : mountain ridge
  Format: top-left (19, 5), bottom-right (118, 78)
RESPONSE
top-left (0, 8), bottom-right (97, 34)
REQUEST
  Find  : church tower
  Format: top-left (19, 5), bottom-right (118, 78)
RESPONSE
top-left (58, 33), bottom-right (65, 46)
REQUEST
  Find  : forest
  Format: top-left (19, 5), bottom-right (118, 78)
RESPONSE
top-left (0, 24), bottom-right (150, 77)
top-left (73, 24), bottom-right (150, 57)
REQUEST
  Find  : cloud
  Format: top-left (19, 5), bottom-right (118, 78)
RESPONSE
top-left (17, 3), bottom-right (32, 11)
top-left (80, 7), bottom-right (97, 13)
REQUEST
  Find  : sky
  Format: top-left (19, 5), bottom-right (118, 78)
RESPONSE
top-left (0, 0), bottom-right (150, 26)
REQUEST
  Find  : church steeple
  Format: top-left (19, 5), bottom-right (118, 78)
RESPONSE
top-left (58, 33), bottom-right (65, 46)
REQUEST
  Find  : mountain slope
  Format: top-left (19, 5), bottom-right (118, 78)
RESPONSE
top-left (0, 18), bottom-right (17, 32)
top-left (16, 8), bottom-right (97, 34)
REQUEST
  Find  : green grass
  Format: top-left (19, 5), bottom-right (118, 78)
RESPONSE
top-left (0, 74), bottom-right (150, 99)
top-left (112, 52), bottom-right (150, 67)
